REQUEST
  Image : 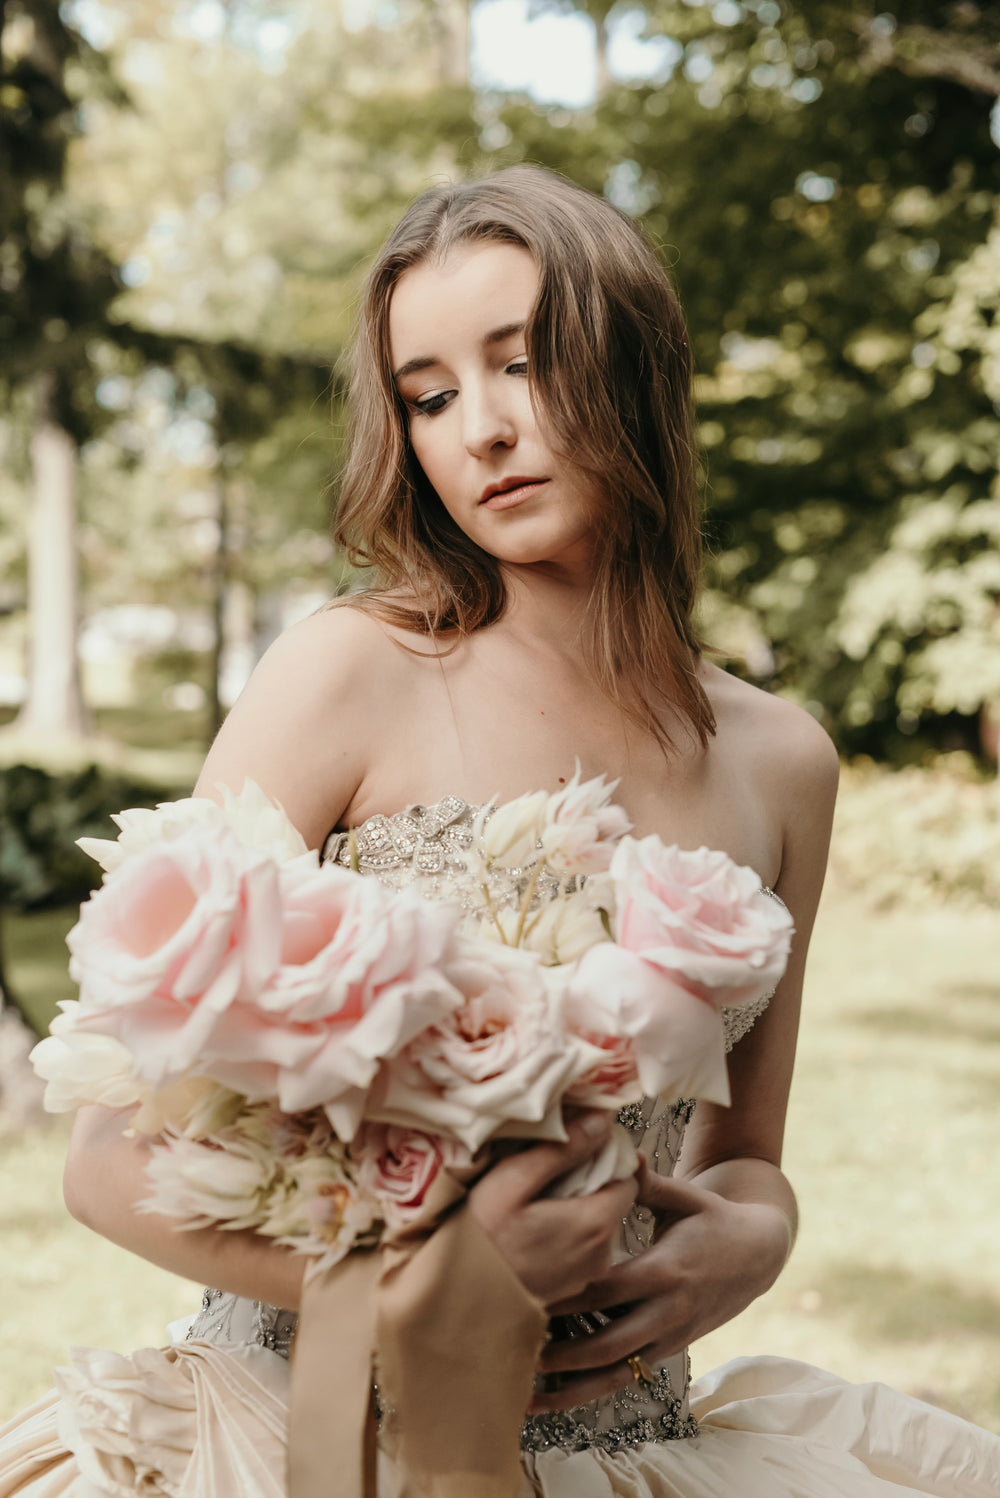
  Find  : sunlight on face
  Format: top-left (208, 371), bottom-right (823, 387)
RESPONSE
top-left (388, 242), bottom-right (603, 579)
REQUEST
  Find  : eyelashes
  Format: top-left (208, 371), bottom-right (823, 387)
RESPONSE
top-left (413, 391), bottom-right (451, 416)
top-left (410, 358), bottom-right (528, 418)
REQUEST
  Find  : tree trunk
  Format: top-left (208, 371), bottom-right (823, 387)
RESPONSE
top-left (16, 371), bottom-right (88, 738)
top-left (207, 473), bottom-right (230, 742)
top-left (595, 12), bottom-right (610, 102)
top-left (437, 0), bottom-right (469, 86)
top-left (0, 909), bottom-right (47, 1135)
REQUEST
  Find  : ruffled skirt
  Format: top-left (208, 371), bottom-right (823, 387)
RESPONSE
top-left (2, 1340), bottom-right (998, 1498)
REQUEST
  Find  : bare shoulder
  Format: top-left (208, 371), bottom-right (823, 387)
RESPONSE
top-left (704, 663), bottom-right (839, 903)
top-left (704, 662), bottom-right (839, 801)
top-left (194, 602), bottom-right (413, 848)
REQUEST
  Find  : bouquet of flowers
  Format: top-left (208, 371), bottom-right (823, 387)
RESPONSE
top-left (31, 771), bottom-right (793, 1267)
top-left (30, 771), bottom-right (793, 1498)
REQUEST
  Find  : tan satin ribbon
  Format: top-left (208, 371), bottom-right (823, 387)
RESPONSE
top-left (288, 1172), bottom-right (547, 1498)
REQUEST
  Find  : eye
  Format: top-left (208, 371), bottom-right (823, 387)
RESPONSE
top-left (506, 357), bottom-right (528, 376)
top-left (411, 389), bottom-right (454, 417)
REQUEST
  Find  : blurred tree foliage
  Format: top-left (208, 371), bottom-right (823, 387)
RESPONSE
top-left (3, 0), bottom-right (998, 761)
top-left (0, 761), bottom-right (167, 910)
top-left (472, 0), bottom-right (1000, 759)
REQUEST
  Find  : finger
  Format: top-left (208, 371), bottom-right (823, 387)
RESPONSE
top-left (528, 1359), bottom-right (644, 1414)
top-left (540, 1307), bottom-right (659, 1374)
top-left (634, 1160), bottom-right (707, 1217)
top-left (546, 1255), bottom-right (660, 1317)
top-left (479, 1113), bottom-right (613, 1210)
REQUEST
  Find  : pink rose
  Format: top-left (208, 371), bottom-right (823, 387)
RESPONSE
top-left (366, 944), bottom-right (602, 1152)
top-left (610, 837), bottom-right (794, 1009)
top-left (68, 827), bottom-right (282, 1083)
top-left (563, 943), bottom-right (731, 1105)
top-left (266, 864), bottom-right (461, 1021)
top-left (563, 1029), bottom-right (640, 1111)
top-left (194, 879), bottom-right (466, 1139)
top-left (351, 1123), bottom-right (472, 1225)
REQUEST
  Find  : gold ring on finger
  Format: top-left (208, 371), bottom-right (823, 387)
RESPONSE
top-left (626, 1353), bottom-right (656, 1386)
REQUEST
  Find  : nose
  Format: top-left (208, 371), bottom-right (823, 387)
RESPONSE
top-left (461, 378), bottom-right (517, 459)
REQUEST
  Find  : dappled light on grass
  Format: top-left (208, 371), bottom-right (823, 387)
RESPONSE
top-left (694, 894), bottom-right (1000, 1434)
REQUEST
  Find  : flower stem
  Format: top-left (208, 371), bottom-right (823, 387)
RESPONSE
top-left (481, 881), bottom-right (508, 943)
top-left (514, 862), bottom-right (544, 947)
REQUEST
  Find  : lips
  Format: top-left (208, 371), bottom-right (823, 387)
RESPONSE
top-left (478, 476), bottom-right (549, 507)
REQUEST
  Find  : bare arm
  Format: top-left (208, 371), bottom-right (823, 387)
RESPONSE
top-left (62, 609), bottom-right (382, 1298)
top-left (531, 706), bottom-right (839, 1410)
top-left (64, 1103), bottom-right (311, 1309)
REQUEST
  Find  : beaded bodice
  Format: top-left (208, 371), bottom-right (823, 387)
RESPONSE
top-left (186, 795), bottom-right (782, 1456)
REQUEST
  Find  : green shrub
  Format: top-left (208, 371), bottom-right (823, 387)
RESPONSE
top-left (0, 764), bottom-right (171, 911)
top-left (829, 756), bottom-right (1000, 909)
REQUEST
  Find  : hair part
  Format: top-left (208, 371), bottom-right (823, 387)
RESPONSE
top-left (333, 165), bottom-right (715, 753)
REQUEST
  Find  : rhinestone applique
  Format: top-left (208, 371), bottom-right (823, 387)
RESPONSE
top-left (521, 1355), bottom-right (698, 1453)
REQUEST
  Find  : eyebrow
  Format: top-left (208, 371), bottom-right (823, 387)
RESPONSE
top-left (392, 321), bottom-right (526, 382)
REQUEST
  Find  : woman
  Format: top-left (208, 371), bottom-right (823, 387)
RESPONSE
top-left (2, 166), bottom-right (997, 1497)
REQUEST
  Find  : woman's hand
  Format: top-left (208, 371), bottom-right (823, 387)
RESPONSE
top-left (529, 1157), bottom-right (793, 1412)
top-left (468, 1113), bottom-right (639, 1306)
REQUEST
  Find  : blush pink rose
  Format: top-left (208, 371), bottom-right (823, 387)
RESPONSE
top-left (563, 1029), bottom-right (641, 1111)
top-left (351, 1123), bottom-right (472, 1225)
top-left (563, 943), bottom-right (731, 1105)
top-left (198, 879), bottom-right (466, 1140)
top-left (365, 944), bottom-right (603, 1152)
top-left (610, 836), bottom-right (794, 1010)
top-left (67, 827), bottom-right (283, 1084)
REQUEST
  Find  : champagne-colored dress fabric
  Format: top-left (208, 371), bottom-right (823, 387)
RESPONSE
top-left (3, 797), bottom-right (998, 1497)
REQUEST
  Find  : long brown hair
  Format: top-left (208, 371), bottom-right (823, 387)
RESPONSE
top-left (333, 165), bottom-right (715, 750)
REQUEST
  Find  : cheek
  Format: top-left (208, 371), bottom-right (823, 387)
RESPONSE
top-left (408, 423), bottom-right (451, 492)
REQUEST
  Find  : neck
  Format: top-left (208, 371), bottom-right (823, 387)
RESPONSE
top-left (499, 561), bottom-right (593, 649)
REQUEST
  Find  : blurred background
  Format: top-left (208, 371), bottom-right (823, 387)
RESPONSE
top-left (1, 0), bottom-right (998, 1433)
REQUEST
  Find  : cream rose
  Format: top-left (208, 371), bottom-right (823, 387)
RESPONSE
top-left (78, 778), bottom-right (309, 875)
top-left (29, 1001), bottom-right (144, 1112)
top-left (139, 1130), bottom-right (275, 1229)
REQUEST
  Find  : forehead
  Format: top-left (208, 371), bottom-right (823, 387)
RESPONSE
top-left (388, 242), bottom-right (538, 365)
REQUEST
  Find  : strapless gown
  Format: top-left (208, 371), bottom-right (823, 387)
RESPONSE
top-left (1, 796), bottom-right (998, 1497)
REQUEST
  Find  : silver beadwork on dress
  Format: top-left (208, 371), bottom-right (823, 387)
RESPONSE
top-left (187, 795), bottom-right (784, 1455)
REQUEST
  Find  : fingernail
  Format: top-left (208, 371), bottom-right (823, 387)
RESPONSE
top-left (581, 1113), bottom-right (609, 1139)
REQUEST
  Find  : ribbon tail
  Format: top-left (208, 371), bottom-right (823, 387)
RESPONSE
top-left (288, 1250), bottom-right (380, 1498)
top-left (377, 1204), bottom-right (547, 1498)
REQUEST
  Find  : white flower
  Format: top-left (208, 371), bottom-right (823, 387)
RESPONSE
top-left (546, 1123), bottom-right (639, 1200)
top-left (29, 1001), bottom-right (144, 1112)
top-left (139, 1132), bottom-right (275, 1229)
top-left (261, 1153), bottom-right (374, 1246)
top-left (538, 765), bottom-right (632, 874)
top-left (77, 779), bottom-right (309, 875)
top-left (482, 885), bottom-right (611, 965)
top-left (476, 792), bottom-right (548, 869)
top-left (129, 1076), bottom-right (245, 1138)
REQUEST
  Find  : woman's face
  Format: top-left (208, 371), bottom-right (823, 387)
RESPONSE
top-left (388, 242), bottom-right (603, 577)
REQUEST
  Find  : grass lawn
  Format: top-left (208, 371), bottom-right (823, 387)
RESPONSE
top-left (2, 893), bottom-right (999, 1432)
